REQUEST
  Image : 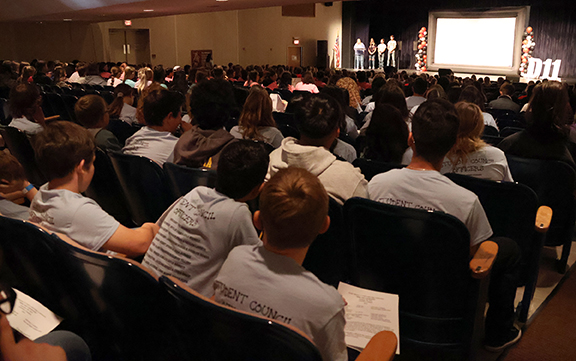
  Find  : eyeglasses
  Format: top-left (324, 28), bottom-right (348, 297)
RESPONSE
top-left (0, 287), bottom-right (16, 315)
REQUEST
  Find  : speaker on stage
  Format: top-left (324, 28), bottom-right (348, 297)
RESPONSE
top-left (438, 68), bottom-right (453, 77)
top-left (317, 40), bottom-right (328, 69)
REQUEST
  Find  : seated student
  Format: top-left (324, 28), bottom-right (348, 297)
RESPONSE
top-left (142, 140), bottom-right (268, 297)
top-left (214, 167), bottom-right (347, 361)
top-left (0, 152), bottom-right (38, 220)
top-left (368, 99), bottom-right (522, 351)
top-left (8, 83), bottom-right (46, 135)
top-left (441, 102), bottom-right (513, 182)
top-left (173, 79), bottom-right (236, 169)
top-left (75, 94), bottom-right (122, 152)
top-left (267, 93), bottom-right (368, 204)
top-left (107, 83), bottom-right (138, 125)
top-left (488, 83), bottom-right (521, 113)
top-left (29, 121), bottom-right (159, 257)
top-left (122, 88), bottom-right (184, 165)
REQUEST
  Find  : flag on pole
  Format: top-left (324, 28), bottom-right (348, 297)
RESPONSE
top-left (334, 33), bottom-right (340, 68)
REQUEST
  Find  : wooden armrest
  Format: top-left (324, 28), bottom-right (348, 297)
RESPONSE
top-left (356, 331), bottom-right (397, 361)
top-left (469, 241), bottom-right (498, 280)
top-left (535, 206), bottom-right (552, 233)
top-left (44, 115), bottom-right (60, 122)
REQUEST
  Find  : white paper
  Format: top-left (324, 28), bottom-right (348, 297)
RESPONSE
top-left (6, 289), bottom-right (63, 341)
top-left (338, 282), bottom-right (400, 354)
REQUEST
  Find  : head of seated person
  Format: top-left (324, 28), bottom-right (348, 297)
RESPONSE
top-left (294, 93), bottom-right (342, 149)
top-left (255, 167), bottom-right (330, 254)
top-left (189, 79), bottom-right (235, 131)
top-left (0, 152), bottom-right (27, 196)
top-left (364, 103), bottom-right (409, 163)
top-left (374, 84), bottom-right (409, 120)
top-left (32, 121), bottom-right (96, 192)
top-left (215, 140), bottom-right (269, 202)
top-left (525, 81), bottom-right (570, 141)
top-left (411, 99), bottom-right (460, 167)
top-left (9, 83), bottom-right (41, 120)
top-left (75, 95), bottom-right (109, 130)
top-left (142, 88), bottom-right (184, 133)
top-left (499, 83), bottom-right (515, 97)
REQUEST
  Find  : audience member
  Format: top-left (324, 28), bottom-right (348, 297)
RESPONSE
top-left (361, 103), bottom-right (410, 164)
top-left (459, 85), bottom-right (498, 130)
top-left (294, 72), bottom-right (320, 93)
top-left (229, 86), bottom-right (283, 148)
top-left (123, 88), bottom-right (184, 165)
top-left (267, 93), bottom-right (368, 204)
top-left (0, 152), bottom-right (38, 220)
top-left (29, 121), bottom-right (159, 256)
top-left (108, 83), bottom-right (137, 125)
top-left (8, 83), bottom-right (46, 135)
top-left (368, 99), bottom-right (522, 351)
top-left (75, 94), bottom-right (121, 152)
top-left (214, 167), bottom-right (347, 361)
top-left (143, 140), bottom-right (268, 297)
top-left (174, 79), bottom-right (236, 169)
top-left (441, 102), bottom-right (513, 181)
top-left (336, 77), bottom-right (362, 112)
top-left (488, 83), bottom-right (521, 113)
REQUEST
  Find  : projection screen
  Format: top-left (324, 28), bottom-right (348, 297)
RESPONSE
top-left (427, 7), bottom-right (530, 75)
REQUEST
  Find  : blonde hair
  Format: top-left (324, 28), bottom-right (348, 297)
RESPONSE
top-left (260, 168), bottom-right (328, 250)
top-left (446, 101), bottom-right (486, 169)
top-left (136, 67), bottom-right (153, 94)
top-left (123, 66), bottom-right (135, 82)
top-left (238, 86), bottom-right (276, 142)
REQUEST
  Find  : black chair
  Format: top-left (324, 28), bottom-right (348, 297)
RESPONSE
top-left (481, 134), bottom-right (504, 147)
top-left (0, 98), bottom-right (11, 125)
top-left (506, 154), bottom-right (576, 273)
top-left (84, 148), bottom-right (134, 227)
top-left (352, 158), bottom-right (404, 181)
top-left (45, 92), bottom-right (71, 121)
top-left (278, 123), bottom-right (300, 139)
top-left (0, 126), bottom-right (48, 186)
top-left (233, 86), bottom-right (250, 108)
top-left (272, 111), bottom-right (297, 127)
top-left (274, 88), bottom-right (293, 102)
top-left (108, 151), bottom-right (173, 225)
top-left (163, 162), bottom-right (217, 200)
top-left (106, 118), bottom-right (142, 145)
top-left (100, 91), bottom-right (115, 104)
top-left (303, 198), bottom-right (350, 287)
top-left (52, 236), bottom-right (180, 361)
top-left (486, 109), bottom-right (521, 130)
top-left (483, 125), bottom-right (499, 136)
top-left (61, 94), bottom-right (79, 122)
top-left (499, 126), bottom-right (523, 138)
top-left (160, 276), bottom-right (323, 361)
top-left (344, 198), bottom-right (496, 361)
top-left (445, 173), bottom-right (551, 322)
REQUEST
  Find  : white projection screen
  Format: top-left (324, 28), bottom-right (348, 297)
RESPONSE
top-left (427, 7), bottom-right (530, 76)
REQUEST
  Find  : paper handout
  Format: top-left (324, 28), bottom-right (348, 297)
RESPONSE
top-left (338, 282), bottom-right (400, 354)
top-left (6, 289), bottom-right (63, 341)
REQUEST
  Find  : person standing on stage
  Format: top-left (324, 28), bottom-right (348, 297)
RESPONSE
top-left (354, 39), bottom-right (366, 70)
top-left (387, 35), bottom-right (397, 67)
top-left (368, 38), bottom-right (377, 70)
top-left (377, 39), bottom-right (387, 69)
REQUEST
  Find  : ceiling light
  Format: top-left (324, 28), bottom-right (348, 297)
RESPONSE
top-left (216, 0), bottom-right (228, 2)
top-left (143, 9), bottom-right (154, 12)
top-left (63, 18), bottom-right (72, 21)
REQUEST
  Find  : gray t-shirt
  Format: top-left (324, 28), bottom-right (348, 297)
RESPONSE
top-left (120, 103), bottom-right (138, 125)
top-left (0, 199), bottom-right (30, 220)
top-left (214, 245), bottom-right (347, 361)
top-left (8, 117), bottom-right (43, 135)
top-left (122, 126), bottom-right (178, 165)
top-left (368, 168), bottom-right (492, 247)
top-left (142, 186), bottom-right (260, 297)
top-left (229, 126), bottom-right (284, 148)
top-left (28, 185), bottom-right (120, 251)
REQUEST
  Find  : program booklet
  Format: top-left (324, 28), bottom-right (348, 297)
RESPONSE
top-left (337, 282), bottom-right (400, 354)
top-left (6, 289), bottom-right (63, 341)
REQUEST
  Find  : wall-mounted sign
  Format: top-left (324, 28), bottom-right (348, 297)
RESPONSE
top-left (124, 20), bottom-right (132, 26)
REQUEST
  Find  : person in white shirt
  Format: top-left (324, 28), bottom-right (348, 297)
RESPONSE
top-left (368, 99), bottom-right (522, 352)
top-left (377, 38), bottom-right (387, 69)
top-left (123, 89), bottom-right (186, 165)
top-left (387, 35), bottom-right (397, 67)
top-left (441, 102), bottom-right (513, 182)
top-left (353, 39), bottom-right (366, 70)
top-left (7, 83), bottom-right (46, 135)
top-left (458, 85), bottom-right (499, 130)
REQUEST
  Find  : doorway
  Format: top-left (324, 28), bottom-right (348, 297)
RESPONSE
top-left (287, 47), bottom-right (302, 68)
top-left (109, 29), bottom-right (151, 64)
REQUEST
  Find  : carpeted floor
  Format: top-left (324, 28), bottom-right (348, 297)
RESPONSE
top-left (503, 266), bottom-right (576, 361)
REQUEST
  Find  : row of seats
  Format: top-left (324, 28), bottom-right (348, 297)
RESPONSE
top-left (0, 216), bottom-right (324, 361)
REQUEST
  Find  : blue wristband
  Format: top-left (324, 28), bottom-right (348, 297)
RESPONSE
top-left (22, 184), bottom-right (34, 194)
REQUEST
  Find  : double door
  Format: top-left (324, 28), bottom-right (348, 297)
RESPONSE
top-left (109, 29), bottom-right (150, 64)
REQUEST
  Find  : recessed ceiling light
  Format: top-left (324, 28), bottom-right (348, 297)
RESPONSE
top-left (216, 0), bottom-right (228, 2)
top-left (63, 18), bottom-right (72, 21)
top-left (143, 9), bottom-right (154, 12)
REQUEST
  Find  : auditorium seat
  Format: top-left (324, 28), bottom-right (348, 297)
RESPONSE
top-left (163, 162), bottom-right (217, 200)
top-left (352, 158), bottom-right (403, 181)
top-left (0, 126), bottom-right (48, 186)
top-left (499, 126), bottom-right (523, 138)
top-left (446, 173), bottom-right (552, 322)
top-left (344, 197), bottom-right (497, 361)
top-left (108, 151), bottom-right (173, 225)
top-left (160, 275), bottom-right (323, 361)
top-left (272, 111), bottom-right (297, 128)
top-left (506, 154), bottom-right (576, 273)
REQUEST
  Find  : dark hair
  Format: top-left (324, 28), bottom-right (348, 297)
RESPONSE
top-left (295, 93), bottom-right (342, 139)
top-left (75, 94), bottom-right (107, 128)
top-left (364, 104), bottom-right (409, 163)
top-left (500, 83), bottom-right (515, 96)
top-left (142, 89), bottom-right (184, 127)
top-left (108, 83), bottom-right (135, 118)
top-left (0, 152), bottom-right (26, 181)
top-left (411, 99), bottom-right (460, 164)
top-left (153, 65), bottom-right (165, 83)
top-left (278, 71), bottom-right (292, 89)
top-left (458, 85), bottom-right (486, 111)
top-left (215, 140), bottom-right (269, 199)
top-left (412, 77), bottom-right (427, 95)
top-left (526, 81), bottom-right (570, 141)
top-left (189, 79), bottom-right (235, 130)
top-left (33, 121), bottom-right (95, 180)
top-left (374, 84), bottom-right (409, 119)
top-left (301, 72), bottom-right (314, 84)
top-left (9, 83), bottom-right (40, 118)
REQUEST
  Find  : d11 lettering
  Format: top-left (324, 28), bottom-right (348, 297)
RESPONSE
top-left (526, 58), bottom-right (561, 80)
